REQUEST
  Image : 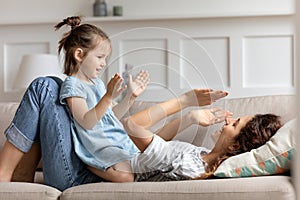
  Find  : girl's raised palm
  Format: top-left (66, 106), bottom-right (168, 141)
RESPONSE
top-left (106, 73), bottom-right (127, 99)
top-left (128, 70), bottom-right (150, 98)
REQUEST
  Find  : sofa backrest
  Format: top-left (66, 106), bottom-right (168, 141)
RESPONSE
top-left (0, 103), bottom-right (19, 150)
top-left (224, 95), bottom-right (295, 124)
top-left (129, 95), bottom-right (296, 149)
top-left (0, 95), bottom-right (296, 151)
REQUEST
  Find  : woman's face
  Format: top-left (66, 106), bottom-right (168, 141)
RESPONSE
top-left (213, 116), bottom-right (253, 152)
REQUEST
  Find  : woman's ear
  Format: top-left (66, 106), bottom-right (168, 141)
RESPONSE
top-left (74, 48), bottom-right (84, 62)
top-left (228, 143), bottom-right (240, 152)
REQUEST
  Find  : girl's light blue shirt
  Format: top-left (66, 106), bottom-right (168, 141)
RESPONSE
top-left (59, 76), bottom-right (138, 170)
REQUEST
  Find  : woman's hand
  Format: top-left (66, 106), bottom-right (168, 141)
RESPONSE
top-left (188, 108), bottom-right (233, 127)
top-left (106, 73), bottom-right (127, 99)
top-left (182, 89), bottom-right (228, 107)
top-left (127, 70), bottom-right (150, 98)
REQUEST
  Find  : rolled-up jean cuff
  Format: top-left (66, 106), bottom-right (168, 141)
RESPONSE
top-left (4, 123), bottom-right (34, 153)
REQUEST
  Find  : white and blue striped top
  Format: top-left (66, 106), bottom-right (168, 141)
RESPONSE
top-left (131, 135), bottom-right (210, 181)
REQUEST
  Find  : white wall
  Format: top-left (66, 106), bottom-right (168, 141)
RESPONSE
top-left (0, 0), bottom-right (295, 22)
top-left (0, 0), bottom-right (296, 102)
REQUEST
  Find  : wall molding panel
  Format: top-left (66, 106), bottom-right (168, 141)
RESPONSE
top-left (0, 15), bottom-right (295, 102)
top-left (243, 35), bottom-right (294, 88)
top-left (179, 37), bottom-right (230, 90)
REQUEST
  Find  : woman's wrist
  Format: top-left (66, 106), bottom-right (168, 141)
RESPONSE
top-left (115, 92), bottom-right (136, 112)
top-left (178, 92), bottom-right (190, 109)
top-left (123, 92), bottom-right (137, 103)
top-left (187, 110), bottom-right (197, 125)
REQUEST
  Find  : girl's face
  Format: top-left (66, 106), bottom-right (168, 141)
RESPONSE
top-left (213, 116), bottom-right (253, 152)
top-left (76, 39), bottom-right (111, 82)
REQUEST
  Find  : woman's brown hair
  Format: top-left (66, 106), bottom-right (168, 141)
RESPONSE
top-left (196, 113), bottom-right (282, 179)
top-left (54, 16), bottom-right (110, 76)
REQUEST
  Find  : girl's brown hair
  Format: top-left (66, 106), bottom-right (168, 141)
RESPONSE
top-left (54, 16), bottom-right (110, 75)
top-left (196, 113), bottom-right (282, 179)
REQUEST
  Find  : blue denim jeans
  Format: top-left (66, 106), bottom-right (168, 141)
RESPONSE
top-left (4, 77), bottom-right (102, 191)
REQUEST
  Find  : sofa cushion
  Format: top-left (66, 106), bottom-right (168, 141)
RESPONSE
top-left (60, 176), bottom-right (295, 200)
top-left (0, 182), bottom-right (61, 200)
top-left (214, 119), bottom-right (295, 177)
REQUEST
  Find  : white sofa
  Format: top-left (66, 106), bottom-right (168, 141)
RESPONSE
top-left (0, 94), bottom-right (296, 200)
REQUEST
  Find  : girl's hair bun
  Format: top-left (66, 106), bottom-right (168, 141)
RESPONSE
top-left (54, 16), bottom-right (81, 31)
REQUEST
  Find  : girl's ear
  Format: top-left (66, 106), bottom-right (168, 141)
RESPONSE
top-left (74, 48), bottom-right (84, 62)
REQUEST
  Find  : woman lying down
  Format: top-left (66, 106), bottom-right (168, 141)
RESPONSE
top-left (89, 100), bottom-right (282, 181)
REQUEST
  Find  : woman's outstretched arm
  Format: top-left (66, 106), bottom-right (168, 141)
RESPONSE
top-left (127, 89), bottom-right (228, 129)
top-left (122, 89), bottom-right (228, 152)
top-left (156, 108), bottom-right (232, 141)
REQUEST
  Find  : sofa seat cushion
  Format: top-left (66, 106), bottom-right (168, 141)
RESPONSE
top-left (60, 176), bottom-right (295, 200)
top-left (0, 182), bottom-right (61, 200)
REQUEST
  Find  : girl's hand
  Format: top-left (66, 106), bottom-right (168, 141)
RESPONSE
top-left (128, 70), bottom-right (150, 98)
top-left (106, 73), bottom-right (127, 99)
top-left (188, 108), bottom-right (233, 127)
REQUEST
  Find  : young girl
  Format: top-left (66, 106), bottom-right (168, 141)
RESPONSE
top-left (56, 16), bottom-right (149, 182)
top-left (56, 16), bottom-right (230, 182)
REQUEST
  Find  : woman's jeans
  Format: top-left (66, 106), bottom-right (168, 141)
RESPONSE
top-left (4, 77), bottom-right (102, 191)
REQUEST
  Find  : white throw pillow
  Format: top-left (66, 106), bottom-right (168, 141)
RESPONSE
top-left (214, 119), bottom-right (295, 177)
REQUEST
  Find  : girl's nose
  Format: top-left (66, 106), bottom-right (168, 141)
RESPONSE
top-left (101, 59), bottom-right (107, 67)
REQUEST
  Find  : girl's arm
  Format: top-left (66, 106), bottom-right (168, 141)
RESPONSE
top-left (112, 70), bottom-right (150, 119)
top-left (67, 74), bottom-right (126, 130)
